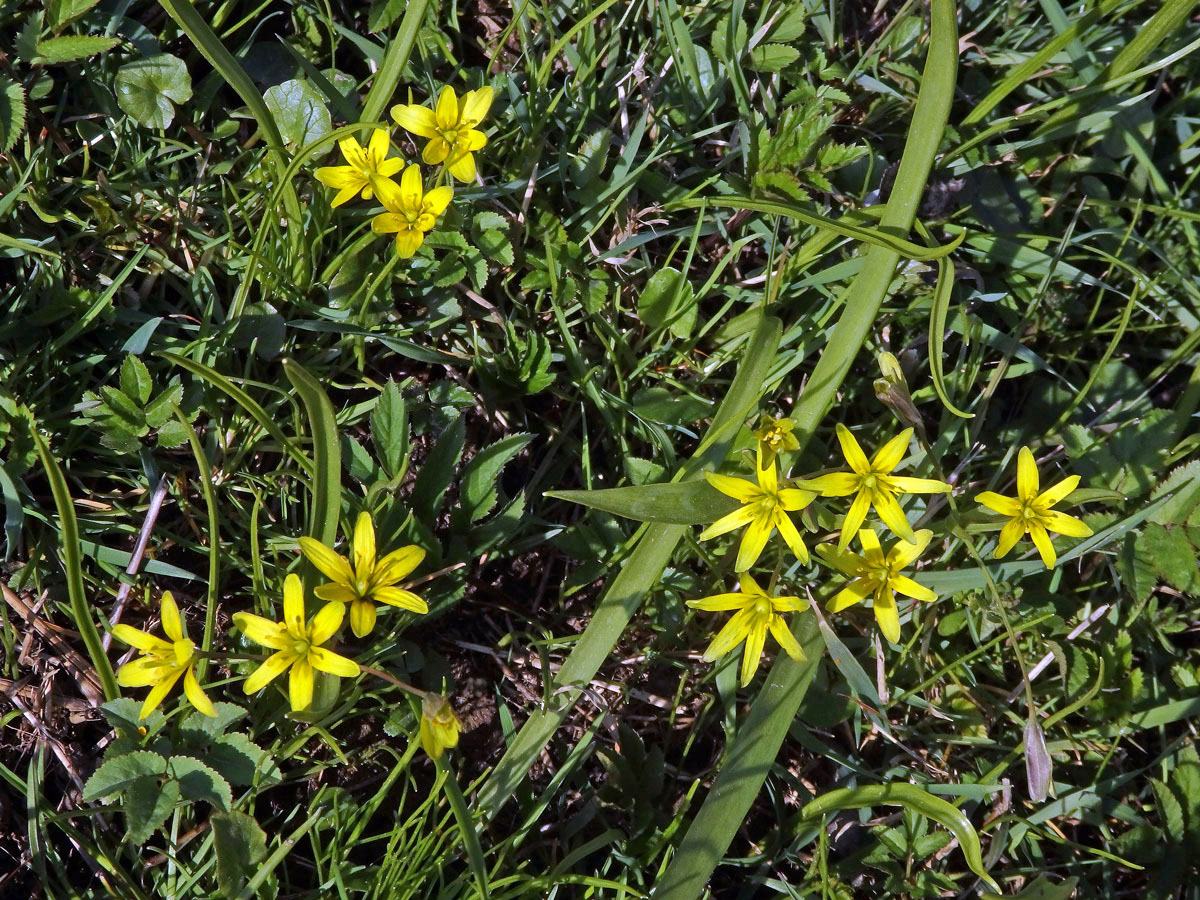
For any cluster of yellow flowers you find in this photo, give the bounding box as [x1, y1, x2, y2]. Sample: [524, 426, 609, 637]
[110, 512, 462, 759]
[314, 86, 492, 258]
[688, 418, 1093, 686]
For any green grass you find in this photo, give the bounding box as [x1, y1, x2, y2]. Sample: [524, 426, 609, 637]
[3, 0, 1200, 898]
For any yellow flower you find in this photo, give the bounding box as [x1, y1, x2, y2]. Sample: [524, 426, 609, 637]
[975, 446, 1093, 568]
[752, 415, 800, 466]
[233, 573, 360, 712]
[314, 128, 404, 207]
[419, 694, 462, 760]
[686, 573, 807, 686]
[700, 450, 816, 571]
[298, 511, 428, 638]
[817, 528, 937, 643]
[112, 591, 215, 720]
[796, 424, 951, 549]
[391, 85, 493, 182]
[370, 165, 454, 258]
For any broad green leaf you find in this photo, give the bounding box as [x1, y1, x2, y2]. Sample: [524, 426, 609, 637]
[83, 751, 166, 801]
[169, 756, 232, 811]
[144, 383, 183, 429]
[48, 0, 105, 29]
[462, 434, 534, 522]
[99, 386, 146, 429]
[115, 54, 193, 129]
[212, 811, 268, 898]
[801, 782, 999, 890]
[179, 702, 247, 741]
[1142, 523, 1200, 594]
[35, 35, 119, 64]
[124, 775, 178, 844]
[370, 380, 408, 479]
[155, 418, 190, 448]
[548, 481, 738, 525]
[207, 733, 274, 786]
[749, 43, 799, 72]
[1150, 460, 1200, 525]
[340, 434, 378, 484]
[0, 77, 26, 154]
[264, 79, 332, 149]
[637, 267, 696, 339]
[412, 415, 465, 523]
[119, 355, 153, 405]
[100, 698, 164, 738]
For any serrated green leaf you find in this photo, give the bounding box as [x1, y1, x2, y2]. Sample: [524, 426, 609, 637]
[83, 750, 167, 801]
[115, 54, 193, 129]
[548, 481, 739, 525]
[638, 267, 697, 338]
[711, 14, 747, 61]
[1151, 460, 1200, 526]
[474, 211, 507, 232]
[179, 702, 247, 742]
[1143, 524, 1200, 594]
[35, 35, 119, 64]
[749, 43, 800, 72]
[15, 14, 43, 62]
[0, 77, 27, 155]
[340, 433, 377, 483]
[144, 383, 183, 428]
[207, 733, 274, 786]
[48, 0, 105, 29]
[371, 380, 408, 479]
[100, 698, 164, 738]
[1153, 777, 1186, 843]
[155, 418, 190, 448]
[264, 79, 332, 149]
[124, 775, 178, 844]
[212, 811, 268, 898]
[477, 229, 514, 267]
[462, 433, 534, 522]
[412, 415, 465, 522]
[120, 355, 153, 404]
[770, 6, 808, 42]
[570, 127, 613, 187]
[99, 385, 146, 428]
[169, 756, 232, 811]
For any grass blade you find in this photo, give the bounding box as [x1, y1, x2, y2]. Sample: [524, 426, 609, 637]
[360, 0, 430, 125]
[282, 359, 342, 547]
[173, 407, 220, 681]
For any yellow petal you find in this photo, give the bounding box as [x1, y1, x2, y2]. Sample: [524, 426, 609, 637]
[794, 472, 859, 497]
[314, 583, 358, 604]
[687, 591, 751, 612]
[434, 85, 460, 130]
[459, 128, 488, 152]
[139, 668, 185, 719]
[350, 599, 376, 638]
[422, 136, 450, 165]
[377, 158, 404, 178]
[873, 490, 915, 543]
[703, 607, 754, 661]
[734, 512, 774, 571]
[775, 511, 810, 565]
[399, 164, 423, 212]
[391, 103, 438, 137]
[288, 659, 314, 711]
[828, 579, 873, 612]
[768, 615, 805, 662]
[704, 470, 761, 503]
[352, 511, 376, 579]
[308, 646, 360, 678]
[373, 586, 428, 613]
[395, 229, 424, 258]
[232, 612, 289, 650]
[857, 528, 883, 557]
[835, 424, 871, 475]
[372, 212, 407, 235]
[374, 175, 406, 214]
[1029, 524, 1057, 567]
[1042, 510, 1093, 538]
[888, 529, 933, 569]
[737, 572, 764, 596]
[888, 476, 952, 495]
[374, 545, 426, 585]
[892, 575, 937, 603]
[446, 150, 477, 183]
[871, 429, 913, 473]
[337, 136, 367, 169]
[815, 543, 865, 577]
[459, 86, 493, 125]
[118, 657, 173, 687]
[837, 490, 872, 549]
[314, 165, 365, 191]
[367, 128, 391, 168]
[1037, 474, 1081, 508]
[298, 537, 354, 584]
[778, 487, 815, 511]
[112, 624, 171, 654]
[422, 185, 455, 218]
[419, 715, 443, 758]
[756, 455, 778, 494]
[739, 618, 767, 686]
[308, 601, 346, 645]
[994, 517, 1025, 559]
[1016, 447, 1040, 501]
[184, 668, 216, 717]
[160, 591, 184, 642]
[243, 650, 295, 694]
[975, 491, 1021, 517]
[872, 590, 901, 643]
[697, 504, 757, 540]
[282, 573, 306, 636]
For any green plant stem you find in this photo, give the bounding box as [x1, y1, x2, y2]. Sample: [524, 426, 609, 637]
[436, 759, 491, 900]
[174, 407, 220, 681]
[360, 0, 430, 125]
[29, 421, 120, 701]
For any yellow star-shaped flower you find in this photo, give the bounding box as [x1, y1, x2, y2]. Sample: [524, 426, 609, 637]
[112, 591, 215, 720]
[370, 165, 454, 258]
[298, 511, 428, 638]
[233, 573, 360, 712]
[975, 446, 1093, 568]
[314, 128, 404, 207]
[391, 85, 493, 183]
[699, 450, 816, 571]
[419, 694, 463, 760]
[796, 424, 951, 549]
[817, 528, 937, 643]
[687, 573, 807, 687]
[752, 415, 800, 466]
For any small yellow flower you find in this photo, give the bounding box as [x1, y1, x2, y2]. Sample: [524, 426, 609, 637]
[975, 446, 1093, 568]
[700, 450, 816, 571]
[370, 165, 454, 258]
[112, 591, 215, 720]
[298, 511, 428, 638]
[687, 573, 807, 686]
[753, 415, 800, 466]
[817, 528, 937, 643]
[796, 424, 951, 549]
[233, 574, 360, 712]
[391, 85, 493, 182]
[419, 694, 462, 759]
[314, 128, 404, 207]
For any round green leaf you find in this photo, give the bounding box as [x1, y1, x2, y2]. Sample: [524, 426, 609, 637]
[264, 79, 332, 150]
[115, 54, 193, 129]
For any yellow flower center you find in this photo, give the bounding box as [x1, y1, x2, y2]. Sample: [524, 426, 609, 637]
[1018, 503, 1038, 523]
[291, 637, 312, 657]
[862, 473, 879, 491]
[752, 597, 773, 617]
[443, 128, 459, 143]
